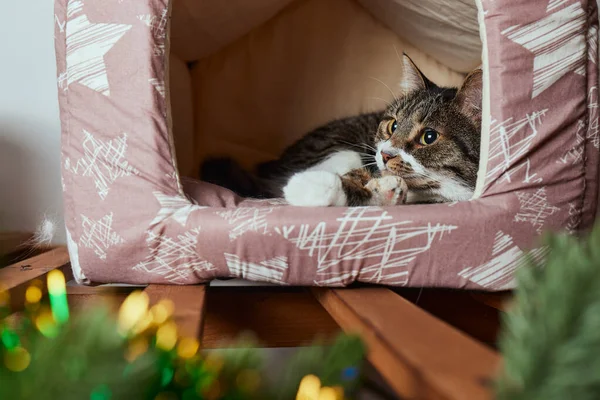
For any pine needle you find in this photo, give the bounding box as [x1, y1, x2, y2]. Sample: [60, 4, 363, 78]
[495, 226, 600, 400]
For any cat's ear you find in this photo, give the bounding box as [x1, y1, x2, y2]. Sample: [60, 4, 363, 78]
[454, 69, 483, 124]
[400, 53, 434, 93]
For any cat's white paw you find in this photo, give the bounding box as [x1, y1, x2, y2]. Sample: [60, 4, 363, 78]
[366, 175, 408, 206]
[284, 171, 346, 207]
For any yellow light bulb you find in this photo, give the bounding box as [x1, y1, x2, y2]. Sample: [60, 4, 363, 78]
[318, 387, 343, 400]
[150, 299, 175, 325]
[47, 270, 69, 324]
[0, 283, 9, 308]
[131, 311, 153, 335]
[35, 307, 59, 338]
[296, 374, 321, 400]
[4, 347, 31, 372]
[118, 291, 150, 335]
[47, 270, 66, 295]
[25, 286, 43, 304]
[331, 386, 344, 399]
[155, 321, 178, 351]
[176, 337, 199, 359]
[125, 336, 149, 362]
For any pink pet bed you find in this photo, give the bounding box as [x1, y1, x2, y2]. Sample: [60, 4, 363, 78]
[54, 0, 599, 289]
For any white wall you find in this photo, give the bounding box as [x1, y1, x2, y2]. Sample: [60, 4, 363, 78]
[0, 2, 65, 243]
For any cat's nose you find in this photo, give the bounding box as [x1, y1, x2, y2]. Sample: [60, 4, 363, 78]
[381, 151, 395, 164]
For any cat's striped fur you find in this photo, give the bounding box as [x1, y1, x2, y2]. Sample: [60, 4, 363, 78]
[201, 54, 482, 206]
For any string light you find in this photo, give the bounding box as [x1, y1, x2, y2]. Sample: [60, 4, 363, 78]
[90, 384, 112, 400]
[296, 375, 321, 400]
[3, 346, 31, 372]
[131, 310, 153, 336]
[150, 299, 174, 325]
[1, 277, 365, 399]
[47, 270, 69, 324]
[35, 306, 59, 338]
[125, 336, 149, 362]
[0, 283, 9, 319]
[156, 321, 178, 351]
[318, 387, 344, 400]
[0, 283, 8, 307]
[161, 367, 175, 387]
[295, 375, 344, 400]
[0, 329, 20, 350]
[25, 285, 42, 304]
[176, 337, 199, 359]
[118, 291, 149, 335]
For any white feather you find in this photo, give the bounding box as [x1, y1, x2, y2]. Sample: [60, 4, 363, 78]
[32, 216, 58, 247]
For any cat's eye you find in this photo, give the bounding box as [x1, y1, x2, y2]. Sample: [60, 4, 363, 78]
[387, 119, 397, 136]
[419, 128, 439, 145]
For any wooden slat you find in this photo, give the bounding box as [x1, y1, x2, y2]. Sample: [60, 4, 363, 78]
[67, 283, 143, 295]
[1, 247, 72, 312]
[313, 288, 500, 400]
[68, 293, 132, 312]
[396, 288, 501, 347]
[67, 284, 140, 312]
[143, 284, 207, 339]
[202, 287, 339, 348]
[470, 292, 512, 312]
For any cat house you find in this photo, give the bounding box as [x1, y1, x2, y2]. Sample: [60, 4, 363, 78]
[54, 0, 599, 289]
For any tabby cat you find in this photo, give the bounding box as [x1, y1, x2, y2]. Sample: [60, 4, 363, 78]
[201, 54, 483, 207]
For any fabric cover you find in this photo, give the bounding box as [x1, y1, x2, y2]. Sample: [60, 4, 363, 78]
[54, 0, 599, 289]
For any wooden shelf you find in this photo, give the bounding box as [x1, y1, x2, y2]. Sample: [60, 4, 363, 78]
[1, 248, 501, 399]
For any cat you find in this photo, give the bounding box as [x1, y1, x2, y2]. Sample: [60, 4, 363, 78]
[201, 54, 482, 207]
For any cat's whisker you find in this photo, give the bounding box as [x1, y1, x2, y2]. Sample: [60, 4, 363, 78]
[338, 140, 377, 154]
[393, 44, 403, 68]
[367, 96, 393, 108]
[342, 140, 377, 152]
[369, 77, 398, 103]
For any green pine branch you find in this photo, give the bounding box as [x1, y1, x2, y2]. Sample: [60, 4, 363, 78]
[496, 225, 600, 400]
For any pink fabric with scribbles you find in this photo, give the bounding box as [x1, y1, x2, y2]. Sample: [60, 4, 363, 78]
[54, 0, 599, 289]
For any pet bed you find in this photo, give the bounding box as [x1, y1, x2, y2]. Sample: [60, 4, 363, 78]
[54, 0, 599, 289]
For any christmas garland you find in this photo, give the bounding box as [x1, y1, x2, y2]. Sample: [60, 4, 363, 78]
[0, 275, 365, 400]
[2, 224, 600, 399]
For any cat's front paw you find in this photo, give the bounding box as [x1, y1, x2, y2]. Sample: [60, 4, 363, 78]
[283, 171, 346, 207]
[366, 175, 408, 206]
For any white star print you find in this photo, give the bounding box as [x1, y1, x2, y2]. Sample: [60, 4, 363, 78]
[66, 0, 132, 96]
[150, 192, 207, 227]
[503, 2, 587, 98]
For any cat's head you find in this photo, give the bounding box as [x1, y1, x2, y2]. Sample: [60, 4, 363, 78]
[374, 54, 482, 203]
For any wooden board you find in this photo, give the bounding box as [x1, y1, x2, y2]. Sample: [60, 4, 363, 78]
[202, 287, 339, 348]
[396, 288, 502, 348]
[313, 288, 500, 400]
[0, 247, 72, 311]
[144, 284, 207, 339]
[470, 292, 512, 312]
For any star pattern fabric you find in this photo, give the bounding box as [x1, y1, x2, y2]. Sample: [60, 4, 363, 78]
[65, 0, 132, 96]
[503, 1, 587, 98]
